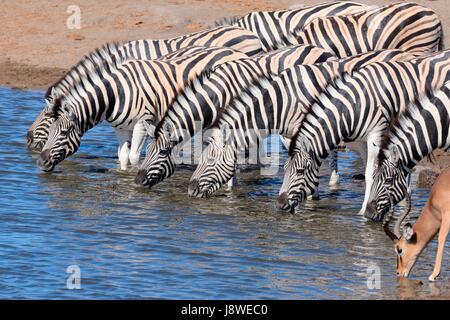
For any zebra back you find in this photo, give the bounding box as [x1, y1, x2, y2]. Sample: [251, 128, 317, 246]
[215, 1, 370, 51]
[296, 2, 443, 58]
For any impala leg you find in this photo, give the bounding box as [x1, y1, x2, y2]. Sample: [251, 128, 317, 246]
[429, 215, 450, 281]
[129, 121, 148, 167]
[115, 128, 132, 170]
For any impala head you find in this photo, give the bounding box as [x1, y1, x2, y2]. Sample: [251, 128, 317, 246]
[135, 122, 177, 188]
[278, 136, 319, 212]
[383, 197, 419, 278]
[188, 127, 236, 198]
[26, 87, 61, 152]
[365, 145, 410, 221]
[37, 109, 81, 172]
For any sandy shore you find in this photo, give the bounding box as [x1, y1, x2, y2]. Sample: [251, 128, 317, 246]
[1, 0, 449, 175]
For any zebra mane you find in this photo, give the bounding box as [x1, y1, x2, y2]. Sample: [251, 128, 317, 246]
[287, 71, 351, 156]
[210, 72, 277, 130]
[58, 42, 138, 109]
[155, 58, 263, 137]
[153, 62, 225, 138]
[213, 16, 242, 27]
[45, 41, 128, 99]
[377, 87, 440, 165]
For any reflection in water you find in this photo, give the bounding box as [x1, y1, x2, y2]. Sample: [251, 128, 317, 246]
[0, 87, 449, 299]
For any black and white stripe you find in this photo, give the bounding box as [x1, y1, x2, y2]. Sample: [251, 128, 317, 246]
[26, 25, 264, 153]
[36, 45, 249, 172]
[188, 49, 415, 198]
[279, 50, 450, 214]
[216, 1, 370, 51]
[135, 44, 337, 187]
[365, 81, 450, 221]
[295, 2, 444, 58]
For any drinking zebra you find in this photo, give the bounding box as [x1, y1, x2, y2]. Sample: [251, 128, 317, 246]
[135, 44, 338, 187]
[26, 25, 264, 153]
[187, 49, 415, 198]
[216, 1, 370, 51]
[294, 2, 443, 58]
[36, 45, 250, 171]
[278, 50, 450, 214]
[365, 81, 450, 222]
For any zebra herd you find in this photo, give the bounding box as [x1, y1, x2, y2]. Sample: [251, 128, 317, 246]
[27, 2, 450, 231]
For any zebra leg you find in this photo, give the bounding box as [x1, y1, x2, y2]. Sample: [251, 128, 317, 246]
[225, 176, 236, 191]
[129, 121, 148, 167]
[358, 138, 379, 215]
[329, 149, 340, 188]
[353, 141, 367, 179]
[115, 128, 132, 170]
[280, 137, 291, 150]
[307, 188, 320, 201]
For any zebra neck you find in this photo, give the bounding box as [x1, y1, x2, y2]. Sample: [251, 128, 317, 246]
[70, 76, 113, 134]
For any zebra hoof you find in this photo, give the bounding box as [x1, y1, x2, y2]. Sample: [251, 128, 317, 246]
[329, 173, 340, 187]
[307, 193, 320, 201]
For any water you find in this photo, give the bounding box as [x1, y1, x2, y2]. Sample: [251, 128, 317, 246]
[0, 87, 449, 299]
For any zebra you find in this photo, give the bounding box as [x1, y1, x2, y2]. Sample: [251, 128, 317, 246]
[187, 49, 415, 198]
[293, 2, 444, 58]
[278, 50, 450, 214]
[365, 81, 450, 222]
[35, 45, 250, 172]
[26, 24, 264, 153]
[134, 44, 337, 187]
[215, 1, 370, 51]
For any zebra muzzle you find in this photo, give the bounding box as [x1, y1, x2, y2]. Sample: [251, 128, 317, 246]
[135, 169, 149, 186]
[37, 149, 55, 172]
[188, 179, 199, 197]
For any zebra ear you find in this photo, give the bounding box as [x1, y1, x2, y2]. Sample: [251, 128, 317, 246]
[67, 110, 76, 121]
[298, 135, 311, 152]
[163, 123, 174, 139]
[219, 124, 232, 145]
[143, 120, 155, 138]
[50, 87, 58, 99]
[388, 145, 400, 163]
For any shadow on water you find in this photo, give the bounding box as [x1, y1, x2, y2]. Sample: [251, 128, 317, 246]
[0, 87, 449, 299]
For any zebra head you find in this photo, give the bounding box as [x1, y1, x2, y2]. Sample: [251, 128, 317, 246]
[365, 145, 410, 222]
[135, 122, 176, 188]
[26, 87, 61, 152]
[188, 127, 236, 198]
[37, 109, 82, 172]
[278, 136, 319, 212]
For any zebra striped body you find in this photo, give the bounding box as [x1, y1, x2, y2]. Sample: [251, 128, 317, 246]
[135, 44, 337, 187]
[36, 46, 249, 172]
[188, 49, 415, 198]
[278, 50, 450, 214]
[366, 81, 450, 221]
[295, 2, 443, 58]
[26, 25, 263, 153]
[217, 1, 370, 51]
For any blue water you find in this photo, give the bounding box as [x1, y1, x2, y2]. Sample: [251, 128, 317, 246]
[0, 87, 448, 299]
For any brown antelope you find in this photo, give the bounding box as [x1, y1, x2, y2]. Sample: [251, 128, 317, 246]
[384, 168, 450, 281]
